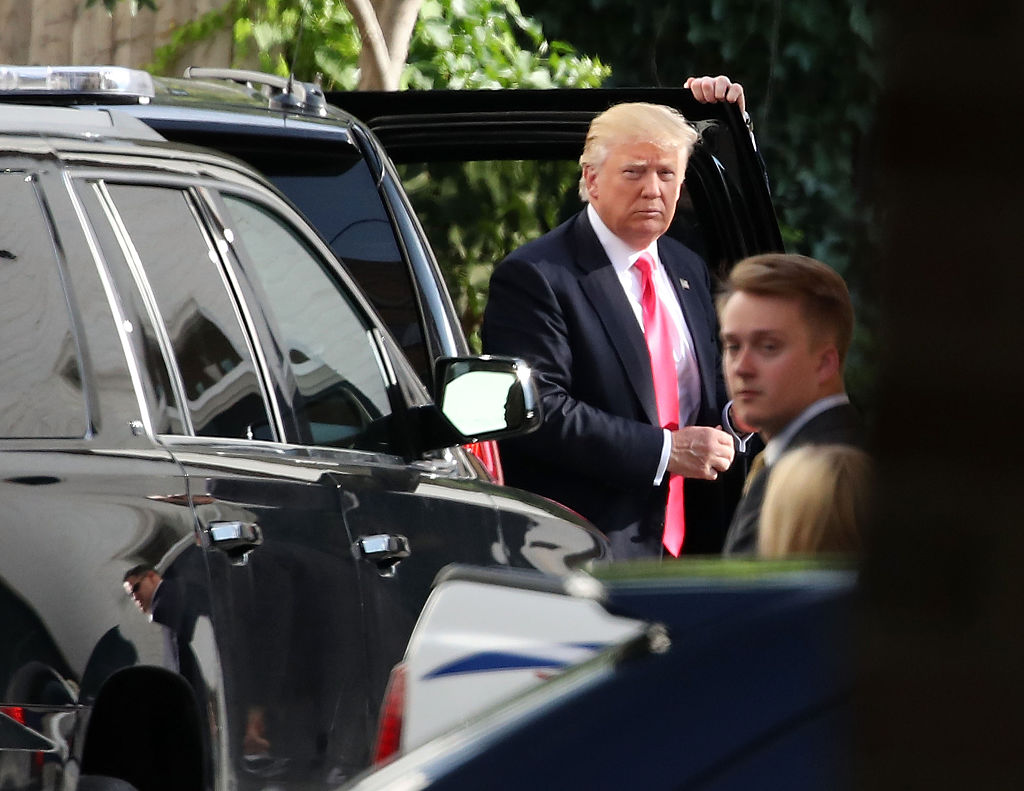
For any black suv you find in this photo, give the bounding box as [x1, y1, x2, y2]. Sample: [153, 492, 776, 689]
[0, 65, 781, 482]
[0, 66, 781, 380]
[0, 66, 782, 791]
[0, 104, 606, 791]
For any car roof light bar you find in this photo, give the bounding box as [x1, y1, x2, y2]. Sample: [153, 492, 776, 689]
[0, 65, 155, 100]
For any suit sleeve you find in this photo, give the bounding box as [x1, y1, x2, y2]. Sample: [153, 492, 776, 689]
[483, 255, 663, 491]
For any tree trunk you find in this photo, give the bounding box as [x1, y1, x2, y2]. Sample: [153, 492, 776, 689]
[347, 0, 423, 90]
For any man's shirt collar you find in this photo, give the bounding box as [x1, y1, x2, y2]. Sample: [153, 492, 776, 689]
[587, 204, 659, 273]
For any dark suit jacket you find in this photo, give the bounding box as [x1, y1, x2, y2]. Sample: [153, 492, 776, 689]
[722, 401, 866, 556]
[482, 210, 735, 557]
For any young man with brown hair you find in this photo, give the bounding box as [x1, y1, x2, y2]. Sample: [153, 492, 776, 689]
[718, 253, 867, 555]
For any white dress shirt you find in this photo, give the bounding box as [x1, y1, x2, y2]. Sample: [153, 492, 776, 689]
[587, 204, 702, 485]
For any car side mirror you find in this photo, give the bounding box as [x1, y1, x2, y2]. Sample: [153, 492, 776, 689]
[408, 356, 541, 456]
[436, 356, 540, 439]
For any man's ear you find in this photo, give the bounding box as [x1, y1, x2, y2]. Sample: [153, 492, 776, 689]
[583, 164, 598, 200]
[816, 345, 841, 383]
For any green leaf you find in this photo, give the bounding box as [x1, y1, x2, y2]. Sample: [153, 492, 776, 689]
[421, 19, 454, 48]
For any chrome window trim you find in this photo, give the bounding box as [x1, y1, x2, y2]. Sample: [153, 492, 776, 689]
[193, 184, 288, 442]
[90, 178, 195, 437]
[64, 169, 154, 437]
[91, 177, 278, 442]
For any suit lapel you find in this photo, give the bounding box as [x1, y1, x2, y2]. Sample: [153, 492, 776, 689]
[571, 214, 660, 426]
[660, 241, 716, 419]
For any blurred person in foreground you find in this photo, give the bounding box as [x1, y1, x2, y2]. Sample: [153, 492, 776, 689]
[483, 77, 749, 559]
[719, 253, 868, 556]
[757, 443, 873, 558]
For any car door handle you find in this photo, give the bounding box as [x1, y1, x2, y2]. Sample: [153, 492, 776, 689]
[208, 520, 263, 566]
[355, 534, 410, 577]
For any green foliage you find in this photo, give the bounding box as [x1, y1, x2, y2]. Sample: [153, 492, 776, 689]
[161, 0, 608, 93]
[149, 1, 244, 75]
[400, 159, 581, 348]
[403, 0, 608, 90]
[228, 0, 362, 86]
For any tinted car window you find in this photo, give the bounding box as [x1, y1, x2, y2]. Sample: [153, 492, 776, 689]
[77, 180, 186, 434]
[221, 193, 395, 452]
[104, 183, 271, 440]
[0, 171, 87, 438]
[217, 145, 433, 383]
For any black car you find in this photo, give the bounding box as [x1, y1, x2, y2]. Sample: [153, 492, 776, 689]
[0, 65, 781, 485]
[0, 66, 783, 791]
[0, 65, 781, 384]
[344, 562, 856, 791]
[0, 104, 606, 791]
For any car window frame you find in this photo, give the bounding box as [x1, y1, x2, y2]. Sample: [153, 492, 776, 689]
[213, 189, 401, 453]
[61, 147, 461, 464]
[199, 178, 435, 460]
[0, 166, 93, 440]
[71, 166, 282, 446]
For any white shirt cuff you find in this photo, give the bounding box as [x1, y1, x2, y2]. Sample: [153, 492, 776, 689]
[653, 428, 672, 485]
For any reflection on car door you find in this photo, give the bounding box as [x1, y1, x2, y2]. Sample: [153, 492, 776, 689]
[89, 179, 373, 784]
[213, 191, 510, 718]
[0, 170, 205, 781]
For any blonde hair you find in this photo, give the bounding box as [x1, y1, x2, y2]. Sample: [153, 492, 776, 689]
[758, 444, 872, 558]
[578, 102, 698, 201]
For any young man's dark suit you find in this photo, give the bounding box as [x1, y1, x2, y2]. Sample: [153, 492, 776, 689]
[723, 401, 865, 556]
[482, 209, 737, 558]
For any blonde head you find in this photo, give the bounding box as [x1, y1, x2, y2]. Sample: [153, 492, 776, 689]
[578, 102, 698, 201]
[758, 444, 873, 559]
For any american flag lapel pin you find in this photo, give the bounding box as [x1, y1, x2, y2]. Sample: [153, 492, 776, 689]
[680, 278, 690, 290]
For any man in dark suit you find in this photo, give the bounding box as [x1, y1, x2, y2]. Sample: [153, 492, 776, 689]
[483, 80, 747, 559]
[718, 253, 866, 555]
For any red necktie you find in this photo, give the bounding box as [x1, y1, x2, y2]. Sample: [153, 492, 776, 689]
[634, 253, 685, 556]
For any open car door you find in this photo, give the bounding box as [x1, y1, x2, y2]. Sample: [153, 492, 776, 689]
[325, 86, 783, 285]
